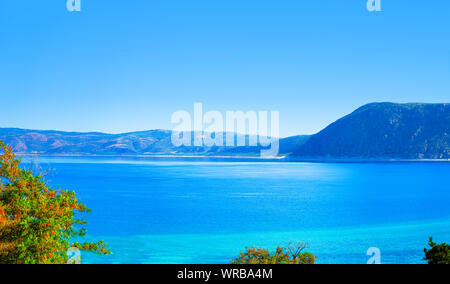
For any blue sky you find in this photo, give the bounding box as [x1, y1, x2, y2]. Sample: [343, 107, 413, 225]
[0, 0, 449, 137]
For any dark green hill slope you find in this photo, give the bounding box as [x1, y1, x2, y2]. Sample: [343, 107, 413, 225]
[293, 103, 450, 159]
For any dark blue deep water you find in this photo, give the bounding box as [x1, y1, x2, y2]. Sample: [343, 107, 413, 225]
[26, 157, 450, 264]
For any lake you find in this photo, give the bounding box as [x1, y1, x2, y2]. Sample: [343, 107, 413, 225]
[25, 157, 450, 264]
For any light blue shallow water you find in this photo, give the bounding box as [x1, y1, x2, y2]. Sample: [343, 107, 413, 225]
[25, 157, 450, 264]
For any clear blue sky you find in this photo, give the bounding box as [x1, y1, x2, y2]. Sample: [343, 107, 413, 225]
[1, 0, 449, 137]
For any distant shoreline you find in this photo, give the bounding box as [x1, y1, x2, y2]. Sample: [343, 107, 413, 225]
[285, 157, 450, 163]
[17, 153, 287, 160]
[17, 153, 450, 163]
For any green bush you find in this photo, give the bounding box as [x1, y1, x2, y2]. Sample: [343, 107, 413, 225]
[231, 241, 316, 264]
[424, 237, 450, 264]
[0, 141, 110, 264]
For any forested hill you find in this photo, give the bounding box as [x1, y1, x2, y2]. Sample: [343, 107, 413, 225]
[293, 103, 450, 159]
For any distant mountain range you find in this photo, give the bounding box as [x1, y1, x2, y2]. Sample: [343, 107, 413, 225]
[1, 103, 449, 160]
[0, 128, 308, 157]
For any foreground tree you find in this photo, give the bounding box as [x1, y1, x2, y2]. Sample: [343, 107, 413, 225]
[424, 237, 450, 264]
[0, 141, 110, 264]
[231, 241, 316, 264]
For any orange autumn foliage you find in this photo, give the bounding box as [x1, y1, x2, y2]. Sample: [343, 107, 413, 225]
[0, 140, 110, 264]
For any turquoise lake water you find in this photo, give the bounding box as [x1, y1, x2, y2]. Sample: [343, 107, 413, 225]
[26, 157, 450, 264]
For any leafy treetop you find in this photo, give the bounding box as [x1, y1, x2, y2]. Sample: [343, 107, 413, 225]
[0, 141, 110, 264]
[231, 241, 316, 264]
[424, 237, 450, 265]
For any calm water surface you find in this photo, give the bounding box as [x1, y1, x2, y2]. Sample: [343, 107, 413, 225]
[25, 157, 450, 264]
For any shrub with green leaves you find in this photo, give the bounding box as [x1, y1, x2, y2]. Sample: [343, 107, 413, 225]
[0, 141, 110, 264]
[231, 241, 316, 264]
[424, 237, 450, 264]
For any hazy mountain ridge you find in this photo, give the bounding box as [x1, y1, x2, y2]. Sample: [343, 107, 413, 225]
[0, 128, 305, 156]
[293, 103, 450, 159]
